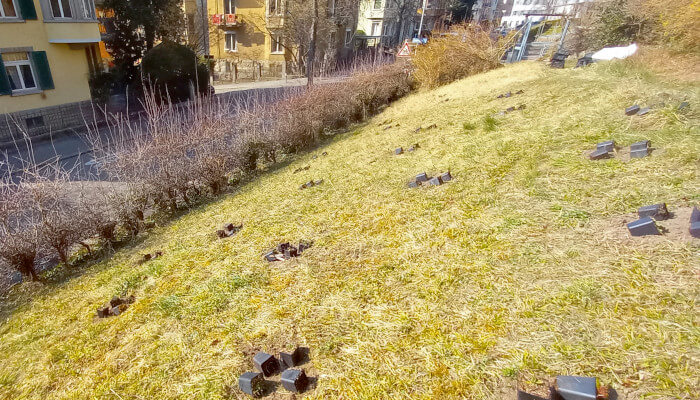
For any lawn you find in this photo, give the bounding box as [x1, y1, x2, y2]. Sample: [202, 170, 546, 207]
[0, 58, 698, 400]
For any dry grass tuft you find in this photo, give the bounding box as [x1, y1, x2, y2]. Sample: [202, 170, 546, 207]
[412, 24, 510, 89]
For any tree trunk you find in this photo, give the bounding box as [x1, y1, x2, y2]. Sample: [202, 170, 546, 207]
[79, 241, 92, 255]
[57, 247, 69, 266]
[394, 16, 403, 46]
[306, 0, 318, 87]
[145, 25, 156, 51]
[28, 266, 40, 282]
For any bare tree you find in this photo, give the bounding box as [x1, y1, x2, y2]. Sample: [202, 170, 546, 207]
[385, 0, 422, 46]
[307, 0, 319, 85]
[248, 0, 359, 78]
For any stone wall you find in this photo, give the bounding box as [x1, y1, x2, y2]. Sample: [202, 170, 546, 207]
[0, 100, 106, 143]
[212, 59, 286, 83]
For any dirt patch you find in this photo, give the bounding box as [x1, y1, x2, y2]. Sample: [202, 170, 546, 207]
[615, 146, 664, 162]
[595, 206, 699, 244]
[582, 146, 664, 162]
[226, 346, 318, 398]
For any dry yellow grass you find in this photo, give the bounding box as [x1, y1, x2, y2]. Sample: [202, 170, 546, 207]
[0, 58, 698, 399]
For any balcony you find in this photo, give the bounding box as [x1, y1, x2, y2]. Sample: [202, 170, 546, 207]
[45, 21, 101, 44]
[365, 8, 387, 19]
[212, 14, 241, 28]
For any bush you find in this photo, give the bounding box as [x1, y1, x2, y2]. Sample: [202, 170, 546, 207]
[0, 184, 41, 281]
[0, 61, 413, 285]
[89, 71, 115, 105]
[141, 41, 209, 103]
[412, 24, 509, 89]
[571, 0, 700, 54]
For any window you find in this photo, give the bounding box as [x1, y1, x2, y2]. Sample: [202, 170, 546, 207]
[327, 0, 335, 16]
[3, 52, 37, 92]
[81, 0, 95, 19]
[382, 22, 393, 36]
[50, 0, 72, 18]
[25, 116, 45, 129]
[269, 0, 281, 15]
[223, 0, 235, 14]
[371, 21, 380, 36]
[373, 0, 381, 9]
[344, 28, 352, 46]
[0, 0, 17, 18]
[270, 34, 283, 54]
[225, 32, 237, 52]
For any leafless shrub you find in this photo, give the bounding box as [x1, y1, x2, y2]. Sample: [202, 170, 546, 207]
[412, 24, 510, 88]
[1, 62, 412, 286]
[0, 179, 41, 281]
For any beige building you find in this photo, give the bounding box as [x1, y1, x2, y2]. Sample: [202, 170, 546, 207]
[0, 0, 101, 141]
[356, 0, 448, 48]
[184, 0, 358, 82]
[182, 0, 289, 81]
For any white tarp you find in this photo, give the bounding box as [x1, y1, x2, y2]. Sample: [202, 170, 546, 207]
[591, 43, 638, 61]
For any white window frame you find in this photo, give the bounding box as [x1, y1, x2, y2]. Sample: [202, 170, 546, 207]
[344, 28, 352, 46]
[81, 0, 95, 19]
[269, 0, 281, 15]
[50, 0, 73, 19]
[4, 53, 39, 94]
[224, 31, 237, 52]
[270, 33, 283, 54]
[0, 0, 18, 18]
[370, 21, 381, 36]
[372, 0, 382, 10]
[223, 0, 235, 14]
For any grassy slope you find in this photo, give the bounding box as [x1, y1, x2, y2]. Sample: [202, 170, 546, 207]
[1, 60, 698, 400]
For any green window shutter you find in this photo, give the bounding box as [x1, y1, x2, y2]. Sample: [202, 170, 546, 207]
[0, 56, 11, 96]
[30, 51, 54, 90]
[16, 0, 38, 20]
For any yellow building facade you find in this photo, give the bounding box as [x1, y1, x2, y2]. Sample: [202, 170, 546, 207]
[0, 0, 101, 140]
[184, 0, 289, 81]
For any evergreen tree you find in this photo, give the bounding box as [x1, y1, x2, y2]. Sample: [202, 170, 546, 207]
[103, 0, 186, 83]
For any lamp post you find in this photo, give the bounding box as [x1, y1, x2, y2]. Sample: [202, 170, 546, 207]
[417, 0, 427, 39]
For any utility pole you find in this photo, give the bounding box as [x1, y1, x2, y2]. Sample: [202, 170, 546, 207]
[307, 0, 318, 86]
[417, 0, 427, 39]
[199, 0, 212, 84]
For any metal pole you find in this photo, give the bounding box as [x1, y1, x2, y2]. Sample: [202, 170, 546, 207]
[417, 0, 427, 39]
[559, 18, 570, 50]
[517, 19, 531, 62]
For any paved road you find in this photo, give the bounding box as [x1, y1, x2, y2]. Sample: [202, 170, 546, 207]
[0, 77, 346, 180]
[214, 76, 342, 93]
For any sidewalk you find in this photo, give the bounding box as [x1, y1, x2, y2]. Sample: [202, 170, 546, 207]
[213, 76, 346, 94]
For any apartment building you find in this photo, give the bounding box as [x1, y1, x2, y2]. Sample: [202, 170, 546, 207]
[205, 0, 288, 80]
[472, 0, 502, 23]
[0, 0, 102, 141]
[474, 0, 593, 28]
[183, 0, 356, 81]
[356, 0, 447, 48]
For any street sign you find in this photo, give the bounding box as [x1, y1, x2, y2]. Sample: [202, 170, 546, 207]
[397, 42, 411, 57]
